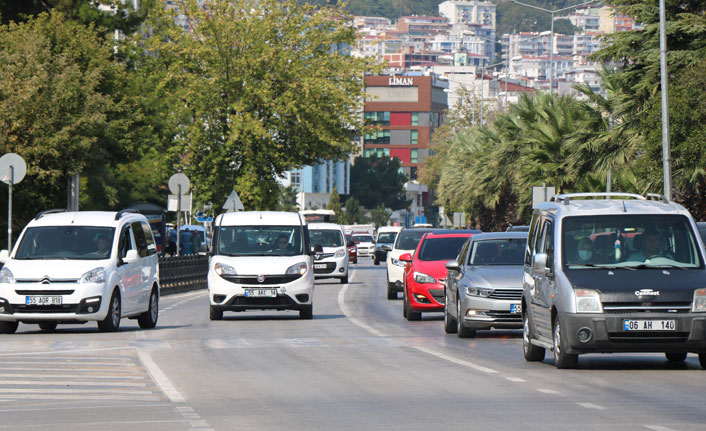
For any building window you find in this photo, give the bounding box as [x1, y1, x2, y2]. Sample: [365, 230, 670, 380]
[290, 171, 301, 188]
[364, 129, 390, 145]
[410, 149, 418, 163]
[364, 111, 390, 126]
[364, 148, 390, 158]
[411, 112, 419, 126]
[410, 167, 418, 180]
[411, 130, 418, 146]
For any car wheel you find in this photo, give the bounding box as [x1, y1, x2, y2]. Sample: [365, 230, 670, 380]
[456, 296, 476, 338]
[209, 306, 223, 321]
[699, 352, 706, 369]
[402, 290, 408, 318]
[138, 288, 159, 329]
[340, 273, 349, 284]
[665, 352, 687, 362]
[374, 257, 379, 265]
[0, 321, 18, 334]
[523, 312, 545, 361]
[443, 290, 457, 334]
[38, 322, 57, 331]
[300, 304, 313, 320]
[553, 317, 578, 369]
[98, 292, 121, 333]
[387, 281, 397, 300]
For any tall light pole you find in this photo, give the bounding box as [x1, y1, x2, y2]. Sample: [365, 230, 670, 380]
[511, 0, 596, 92]
[659, 0, 671, 200]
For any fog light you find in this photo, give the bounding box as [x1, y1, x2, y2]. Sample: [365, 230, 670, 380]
[87, 306, 94, 313]
[466, 309, 478, 316]
[577, 327, 592, 343]
[414, 294, 431, 304]
[213, 294, 226, 303]
[339, 268, 344, 273]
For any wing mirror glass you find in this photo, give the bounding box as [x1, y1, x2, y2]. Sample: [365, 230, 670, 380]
[123, 249, 140, 264]
[532, 253, 548, 275]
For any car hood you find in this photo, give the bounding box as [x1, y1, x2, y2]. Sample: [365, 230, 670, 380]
[412, 259, 450, 280]
[211, 255, 310, 275]
[564, 268, 703, 303]
[4, 259, 112, 280]
[467, 265, 524, 289]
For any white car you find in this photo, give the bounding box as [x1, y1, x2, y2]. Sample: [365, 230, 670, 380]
[385, 228, 435, 299]
[308, 223, 348, 284]
[352, 233, 375, 258]
[0, 210, 160, 333]
[208, 211, 315, 320]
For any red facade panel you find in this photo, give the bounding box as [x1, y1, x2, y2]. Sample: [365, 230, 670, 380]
[390, 148, 410, 163]
[390, 112, 411, 126]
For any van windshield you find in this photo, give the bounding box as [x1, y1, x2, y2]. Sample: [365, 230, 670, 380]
[216, 225, 303, 256]
[377, 232, 398, 243]
[562, 215, 702, 269]
[14, 226, 116, 260]
[310, 229, 344, 247]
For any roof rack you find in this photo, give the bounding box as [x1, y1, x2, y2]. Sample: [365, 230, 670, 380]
[115, 209, 139, 220]
[551, 193, 646, 205]
[35, 209, 67, 220]
[645, 193, 670, 203]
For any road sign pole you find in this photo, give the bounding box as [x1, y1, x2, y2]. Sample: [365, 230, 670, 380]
[7, 166, 13, 251]
[177, 184, 182, 257]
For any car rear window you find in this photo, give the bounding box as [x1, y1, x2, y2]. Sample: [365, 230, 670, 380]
[418, 237, 468, 261]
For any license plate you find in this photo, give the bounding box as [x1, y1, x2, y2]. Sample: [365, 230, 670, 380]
[25, 296, 62, 306]
[623, 319, 676, 331]
[244, 289, 277, 298]
[510, 304, 521, 314]
[314, 264, 327, 269]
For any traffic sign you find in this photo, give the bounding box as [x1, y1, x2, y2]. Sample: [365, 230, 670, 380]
[168, 173, 190, 195]
[223, 190, 244, 212]
[0, 153, 26, 185]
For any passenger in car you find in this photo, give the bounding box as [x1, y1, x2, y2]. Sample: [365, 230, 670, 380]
[576, 238, 594, 264]
[628, 229, 673, 261]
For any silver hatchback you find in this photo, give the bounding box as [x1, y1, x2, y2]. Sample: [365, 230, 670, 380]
[444, 232, 528, 338]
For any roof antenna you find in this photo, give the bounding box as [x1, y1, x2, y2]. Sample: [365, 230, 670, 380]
[622, 200, 627, 213]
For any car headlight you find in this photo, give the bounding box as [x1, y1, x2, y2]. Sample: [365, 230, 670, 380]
[575, 289, 602, 313]
[413, 271, 436, 284]
[214, 262, 237, 276]
[466, 286, 493, 297]
[693, 288, 706, 312]
[391, 258, 405, 267]
[286, 262, 308, 275]
[335, 249, 346, 258]
[0, 268, 14, 284]
[79, 267, 106, 284]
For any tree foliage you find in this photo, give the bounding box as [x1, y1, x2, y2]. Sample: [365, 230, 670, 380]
[370, 203, 392, 229]
[327, 186, 343, 218]
[341, 196, 368, 225]
[350, 156, 409, 210]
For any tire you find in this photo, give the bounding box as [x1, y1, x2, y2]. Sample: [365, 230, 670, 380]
[456, 296, 476, 338]
[0, 321, 18, 334]
[340, 274, 348, 284]
[98, 292, 121, 333]
[699, 352, 706, 369]
[209, 306, 223, 321]
[553, 317, 578, 369]
[402, 291, 408, 318]
[138, 288, 159, 329]
[523, 312, 545, 361]
[374, 257, 380, 265]
[300, 305, 313, 319]
[405, 291, 421, 321]
[387, 281, 397, 300]
[443, 290, 457, 334]
[38, 322, 57, 331]
[353, 258, 357, 264]
[665, 352, 687, 362]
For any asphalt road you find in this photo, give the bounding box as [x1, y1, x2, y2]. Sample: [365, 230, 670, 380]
[1, 260, 705, 430]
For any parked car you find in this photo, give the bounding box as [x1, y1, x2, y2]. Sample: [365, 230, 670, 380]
[346, 234, 357, 264]
[400, 231, 476, 321]
[308, 223, 348, 284]
[374, 226, 402, 265]
[444, 232, 528, 337]
[0, 209, 160, 333]
[523, 193, 706, 369]
[208, 211, 316, 320]
[352, 233, 375, 258]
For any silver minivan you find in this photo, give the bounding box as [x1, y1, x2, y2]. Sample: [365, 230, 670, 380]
[522, 193, 706, 369]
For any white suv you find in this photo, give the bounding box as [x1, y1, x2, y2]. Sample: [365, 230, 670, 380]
[0, 210, 160, 333]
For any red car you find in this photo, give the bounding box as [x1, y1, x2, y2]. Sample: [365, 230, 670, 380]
[400, 231, 476, 321]
[346, 234, 357, 264]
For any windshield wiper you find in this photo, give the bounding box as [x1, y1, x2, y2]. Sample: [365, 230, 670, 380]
[568, 264, 633, 270]
[627, 263, 687, 270]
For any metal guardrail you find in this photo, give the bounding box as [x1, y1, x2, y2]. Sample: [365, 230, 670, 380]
[159, 254, 209, 291]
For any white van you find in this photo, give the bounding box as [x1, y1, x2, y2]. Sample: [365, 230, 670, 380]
[0, 210, 160, 333]
[308, 223, 349, 284]
[208, 211, 316, 319]
[374, 226, 402, 265]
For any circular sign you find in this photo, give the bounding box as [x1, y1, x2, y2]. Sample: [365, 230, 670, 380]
[168, 173, 190, 195]
[0, 153, 27, 185]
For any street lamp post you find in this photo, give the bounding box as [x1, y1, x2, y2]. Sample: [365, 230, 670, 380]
[659, 0, 671, 200]
[511, 0, 596, 92]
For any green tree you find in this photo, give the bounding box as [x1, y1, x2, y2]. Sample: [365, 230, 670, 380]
[327, 186, 343, 219]
[370, 203, 392, 229]
[342, 196, 368, 225]
[275, 185, 299, 212]
[143, 0, 376, 212]
[350, 157, 409, 210]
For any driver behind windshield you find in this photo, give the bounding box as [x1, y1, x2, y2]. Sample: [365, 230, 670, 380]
[628, 229, 673, 262]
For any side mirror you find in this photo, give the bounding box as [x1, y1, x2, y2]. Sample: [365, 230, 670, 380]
[445, 260, 460, 272]
[399, 253, 413, 262]
[382, 245, 392, 252]
[123, 249, 140, 264]
[532, 253, 548, 275]
[0, 250, 9, 264]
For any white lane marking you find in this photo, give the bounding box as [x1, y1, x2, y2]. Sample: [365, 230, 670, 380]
[0, 360, 135, 366]
[0, 419, 184, 428]
[0, 388, 154, 395]
[0, 367, 138, 373]
[162, 290, 206, 301]
[577, 402, 605, 410]
[136, 349, 186, 403]
[505, 376, 526, 382]
[162, 290, 206, 312]
[0, 380, 147, 387]
[537, 388, 561, 394]
[0, 403, 173, 413]
[645, 426, 676, 431]
[0, 347, 129, 357]
[0, 394, 159, 401]
[339, 269, 499, 375]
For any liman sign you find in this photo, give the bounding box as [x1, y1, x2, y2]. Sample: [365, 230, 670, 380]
[388, 77, 414, 86]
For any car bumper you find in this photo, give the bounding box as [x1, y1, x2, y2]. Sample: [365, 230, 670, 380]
[408, 282, 445, 312]
[208, 270, 314, 311]
[313, 256, 348, 279]
[460, 296, 523, 330]
[560, 311, 706, 354]
[357, 247, 374, 257]
[0, 283, 111, 322]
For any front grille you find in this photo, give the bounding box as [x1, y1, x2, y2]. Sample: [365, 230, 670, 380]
[314, 253, 334, 261]
[602, 303, 692, 314]
[231, 296, 296, 307]
[223, 274, 302, 285]
[314, 263, 336, 274]
[429, 289, 445, 305]
[488, 289, 522, 300]
[15, 279, 78, 283]
[485, 311, 522, 320]
[15, 290, 75, 296]
[608, 332, 689, 343]
[14, 304, 79, 314]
